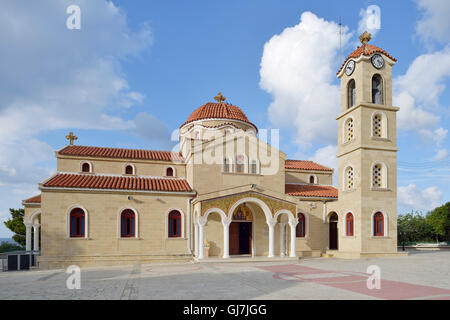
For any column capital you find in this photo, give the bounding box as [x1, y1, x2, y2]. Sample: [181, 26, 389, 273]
[222, 218, 232, 227]
[266, 219, 277, 227]
[198, 217, 207, 226]
[24, 222, 32, 228]
[33, 223, 41, 228]
[289, 219, 299, 227]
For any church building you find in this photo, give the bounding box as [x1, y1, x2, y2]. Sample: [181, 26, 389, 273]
[22, 33, 405, 268]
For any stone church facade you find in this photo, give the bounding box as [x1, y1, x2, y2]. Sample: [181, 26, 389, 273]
[22, 33, 405, 269]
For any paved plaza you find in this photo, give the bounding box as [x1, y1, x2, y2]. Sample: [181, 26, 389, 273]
[0, 251, 449, 300]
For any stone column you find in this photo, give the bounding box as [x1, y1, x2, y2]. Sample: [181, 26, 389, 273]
[194, 222, 199, 257]
[267, 220, 276, 258]
[289, 219, 298, 258]
[25, 222, 32, 252]
[33, 223, 40, 251]
[198, 219, 206, 259]
[322, 201, 327, 223]
[222, 219, 231, 259]
[279, 222, 286, 257]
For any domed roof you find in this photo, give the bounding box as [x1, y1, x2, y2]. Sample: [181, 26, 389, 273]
[180, 94, 257, 129]
[337, 31, 397, 76]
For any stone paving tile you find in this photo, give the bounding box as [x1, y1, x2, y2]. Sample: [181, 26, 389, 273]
[0, 251, 448, 300]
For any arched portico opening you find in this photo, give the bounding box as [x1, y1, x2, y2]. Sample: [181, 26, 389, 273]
[229, 204, 253, 256]
[25, 210, 41, 252]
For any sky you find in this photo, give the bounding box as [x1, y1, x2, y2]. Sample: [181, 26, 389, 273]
[0, 0, 449, 237]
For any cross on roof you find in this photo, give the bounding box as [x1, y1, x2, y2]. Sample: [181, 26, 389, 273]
[65, 132, 78, 145]
[214, 92, 226, 103]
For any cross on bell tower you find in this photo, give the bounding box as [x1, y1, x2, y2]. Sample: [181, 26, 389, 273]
[65, 132, 78, 145]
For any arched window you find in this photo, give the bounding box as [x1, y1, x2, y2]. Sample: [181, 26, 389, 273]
[81, 162, 91, 173]
[372, 112, 387, 138]
[120, 209, 135, 238]
[346, 166, 354, 190]
[223, 158, 230, 173]
[166, 167, 174, 177]
[372, 163, 387, 188]
[250, 160, 257, 174]
[125, 165, 134, 175]
[309, 175, 314, 184]
[70, 208, 85, 238]
[373, 212, 384, 236]
[372, 74, 383, 104]
[296, 213, 306, 237]
[348, 79, 356, 108]
[168, 210, 182, 238]
[373, 113, 382, 137]
[346, 212, 354, 236]
[345, 118, 354, 142]
[236, 155, 245, 173]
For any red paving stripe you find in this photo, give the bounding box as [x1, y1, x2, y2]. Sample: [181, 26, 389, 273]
[326, 279, 450, 300]
[258, 264, 450, 300]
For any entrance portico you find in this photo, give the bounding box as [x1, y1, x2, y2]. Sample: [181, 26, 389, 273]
[193, 189, 298, 260]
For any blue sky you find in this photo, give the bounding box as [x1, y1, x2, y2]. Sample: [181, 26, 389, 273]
[0, 0, 449, 237]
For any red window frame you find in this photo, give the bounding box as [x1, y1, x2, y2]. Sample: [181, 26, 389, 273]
[81, 162, 90, 172]
[373, 212, 384, 236]
[168, 210, 181, 238]
[70, 208, 85, 238]
[121, 209, 135, 238]
[166, 167, 174, 176]
[296, 213, 306, 237]
[125, 165, 134, 175]
[346, 212, 354, 236]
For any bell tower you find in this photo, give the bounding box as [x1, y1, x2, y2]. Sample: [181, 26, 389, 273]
[334, 31, 400, 257]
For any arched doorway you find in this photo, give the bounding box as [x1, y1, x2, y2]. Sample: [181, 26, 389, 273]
[229, 204, 252, 255]
[328, 212, 338, 250]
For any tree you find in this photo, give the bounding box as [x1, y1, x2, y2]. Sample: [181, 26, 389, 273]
[0, 241, 23, 253]
[398, 211, 434, 243]
[426, 202, 450, 242]
[3, 208, 26, 246]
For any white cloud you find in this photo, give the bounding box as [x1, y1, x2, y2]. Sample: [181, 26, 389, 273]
[0, 0, 157, 236]
[260, 12, 352, 149]
[308, 145, 337, 185]
[309, 145, 337, 171]
[432, 149, 448, 161]
[357, 5, 381, 39]
[419, 127, 448, 146]
[416, 0, 450, 47]
[398, 184, 443, 212]
[394, 47, 450, 131]
[133, 112, 174, 149]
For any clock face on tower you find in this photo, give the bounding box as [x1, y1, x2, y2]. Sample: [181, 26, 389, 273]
[371, 54, 384, 69]
[345, 60, 355, 76]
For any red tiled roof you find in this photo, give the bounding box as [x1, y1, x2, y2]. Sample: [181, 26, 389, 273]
[337, 44, 397, 75]
[22, 194, 41, 204]
[42, 174, 193, 193]
[285, 184, 338, 198]
[285, 160, 333, 172]
[181, 102, 257, 129]
[58, 145, 184, 162]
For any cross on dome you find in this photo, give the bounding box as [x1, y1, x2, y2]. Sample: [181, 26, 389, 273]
[214, 92, 226, 103]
